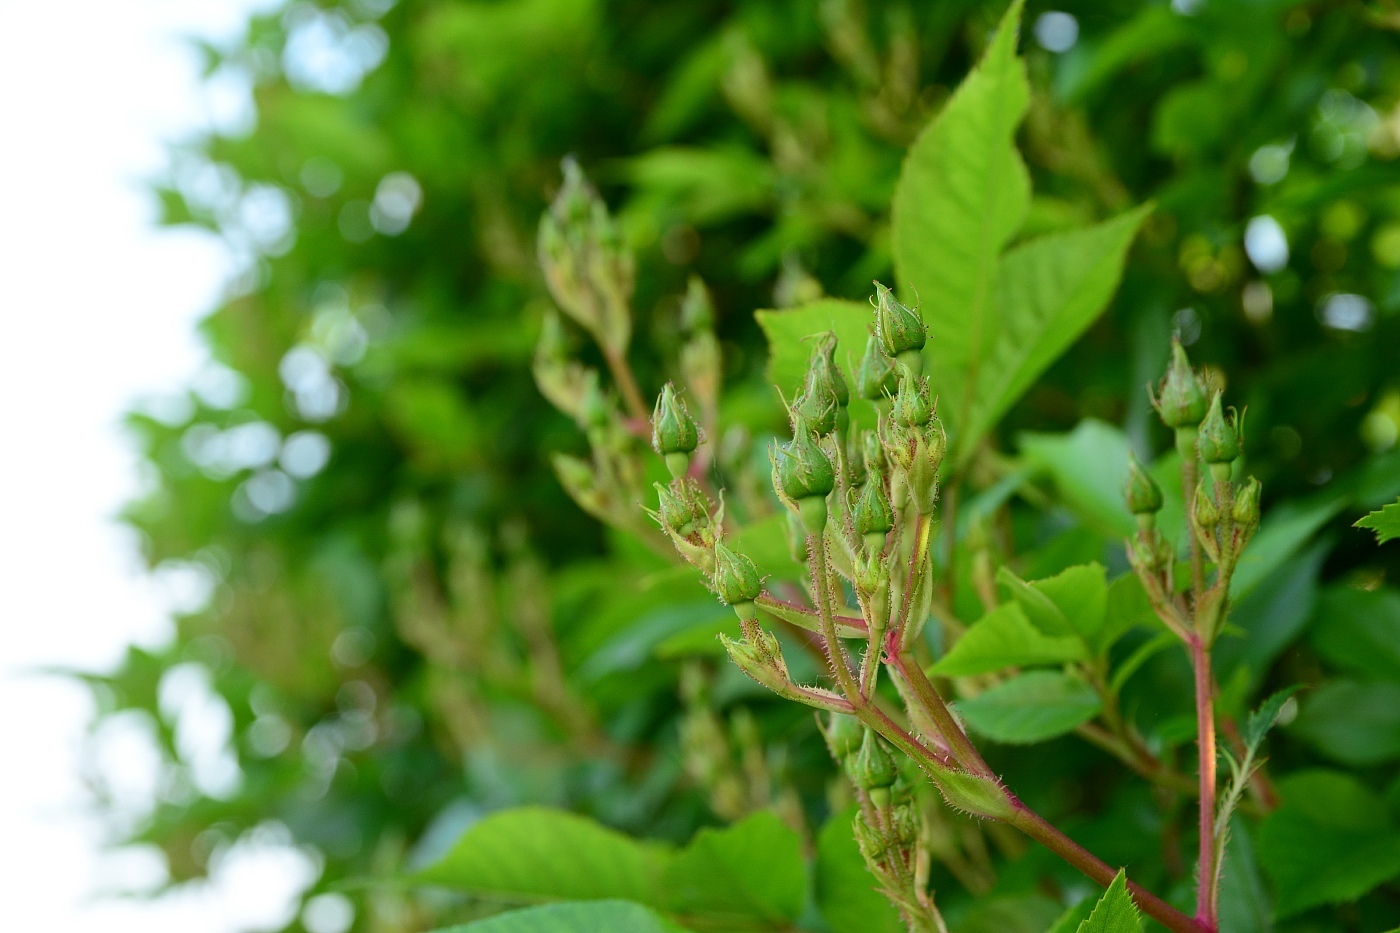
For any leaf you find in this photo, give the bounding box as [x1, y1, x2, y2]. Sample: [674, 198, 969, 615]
[416, 808, 669, 905]
[1289, 680, 1400, 766]
[996, 563, 1107, 646]
[1257, 770, 1400, 917]
[932, 603, 1085, 676]
[1045, 899, 1096, 933]
[1308, 585, 1400, 682]
[955, 671, 1102, 744]
[891, 1, 1029, 462]
[1019, 420, 1135, 538]
[658, 811, 806, 924]
[1216, 817, 1273, 933]
[815, 806, 904, 933]
[434, 901, 692, 933]
[1076, 870, 1141, 933]
[965, 206, 1151, 452]
[755, 298, 877, 429]
[1102, 573, 1157, 653]
[996, 566, 1072, 637]
[1243, 686, 1300, 752]
[1230, 494, 1345, 600]
[955, 894, 1063, 933]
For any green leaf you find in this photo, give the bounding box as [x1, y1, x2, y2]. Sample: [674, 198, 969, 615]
[434, 901, 692, 933]
[1019, 421, 1135, 538]
[890, 0, 1146, 464]
[1257, 770, 1400, 917]
[815, 807, 904, 933]
[1289, 680, 1400, 766]
[996, 563, 1107, 646]
[965, 206, 1151, 452]
[996, 566, 1072, 637]
[1102, 573, 1156, 653]
[755, 298, 877, 428]
[1045, 899, 1096, 933]
[1309, 585, 1400, 682]
[1076, 870, 1141, 933]
[931, 603, 1085, 676]
[416, 808, 669, 905]
[891, 2, 1030, 462]
[658, 811, 806, 924]
[955, 671, 1102, 744]
[1230, 494, 1346, 600]
[1216, 818, 1273, 933]
[1243, 686, 1300, 752]
[955, 894, 1063, 933]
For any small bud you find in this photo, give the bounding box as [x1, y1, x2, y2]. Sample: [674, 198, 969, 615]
[551, 452, 607, 517]
[851, 476, 894, 553]
[792, 380, 839, 437]
[905, 428, 945, 515]
[774, 418, 836, 505]
[655, 480, 710, 539]
[807, 331, 850, 408]
[713, 539, 763, 618]
[862, 430, 886, 477]
[1124, 452, 1163, 527]
[890, 366, 934, 428]
[680, 275, 714, 332]
[1197, 391, 1240, 466]
[856, 331, 898, 402]
[824, 713, 864, 760]
[1231, 476, 1262, 531]
[652, 383, 700, 477]
[1152, 338, 1208, 429]
[873, 281, 926, 366]
[1194, 482, 1221, 535]
[720, 628, 790, 693]
[849, 729, 898, 807]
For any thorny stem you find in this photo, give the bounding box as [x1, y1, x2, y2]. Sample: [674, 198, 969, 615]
[1192, 636, 1219, 932]
[809, 531, 866, 706]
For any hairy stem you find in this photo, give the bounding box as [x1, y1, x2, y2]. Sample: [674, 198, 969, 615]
[1191, 636, 1219, 931]
[889, 652, 993, 778]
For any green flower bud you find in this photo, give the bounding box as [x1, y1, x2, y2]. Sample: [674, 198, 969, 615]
[824, 713, 864, 760]
[873, 281, 926, 364]
[890, 366, 934, 428]
[1153, 338, 1208, 429]
[792, 380, 839, 437]
[1124, 452, 1163, 526]
[862, 430, 886, 478]
[851, 475, 894, 552]
[720, 629, 790, 693]
[905, 428, 945, 515]
[807, 331, 849, 408]
[1231, 476, 1262, 531]
[849, 729, 898, 806]
[857, 331, 898, 402]
[774, 419, 836, 504]
[654, 480, 710, 539]
[713, 539, 763, 618]
[1197, 391, 1240, 466]
[1194, 482, 1220, 534]
[652, 382, 699, 476]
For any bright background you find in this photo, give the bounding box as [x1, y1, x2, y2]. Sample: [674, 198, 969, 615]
[0, 1, 317, 928]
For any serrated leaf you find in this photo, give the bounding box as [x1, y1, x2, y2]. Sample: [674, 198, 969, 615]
[955, 671, 1102, 744]
[433, 901, 692, 933]
[815, 806, 904, 933]
[1258, 770, 1400, 917]
[996, 566, 1073, 637]
[658, 811, 805, 924]
[931, 602, 1085, 676]
[1243, 686, 1300, 752]
[1032, 563, 1107, 645]
[416, 808, 669, 906]
[891, 0, 1029, 463]
[1077, 870, 1141, 933]
[1356, 497, 1400, 544]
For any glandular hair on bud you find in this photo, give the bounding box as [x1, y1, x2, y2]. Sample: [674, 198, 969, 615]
[713, 539, 763, 618]
[1197, 391, 1241, 467]
[1232, 476, 1262, 529]
[1153, 338, 1208, 429]
[774, 418, 836, 504]
[849, 729, 899, 807]
[653, 382, 700, 477]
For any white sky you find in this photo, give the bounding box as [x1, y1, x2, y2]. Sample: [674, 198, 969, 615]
[0, 0, 322, 929]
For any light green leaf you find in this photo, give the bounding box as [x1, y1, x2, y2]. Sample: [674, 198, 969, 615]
[1019, 420, 1134, 538]
[815, 807, 904, 933]
[931, 603, 1085, 676]
[1258, 770, 1400, 917]
[1356, 497, 1400, 543]
[434, 901, 692, 933]
[955, 894, 1062, 933]
[416, 808, 669, 906]
[1076, 870, 1141, 933]
[964, 206, 1151, 452]
[1046, 899, 1096, 933]
[755, 298, 876, 428]
[996, 566, 1072, 637]
[1308, 585, 1400, 682]
[955, 671, 1102, 744]
[658, 811, 805, 924]
[1102, 572, 1156, 652]
[1289, 680, 1400, 766]
[1033, 563, 1107, 645]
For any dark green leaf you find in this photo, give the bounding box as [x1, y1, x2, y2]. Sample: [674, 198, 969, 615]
[433, 900, 691, 933]
[815, 807, 904, 933]
[1289, 680, 1400, 766]
[1308, 586, 1400, 682]
[956, 671, 1102, 744]
[658, 811, 805, 924]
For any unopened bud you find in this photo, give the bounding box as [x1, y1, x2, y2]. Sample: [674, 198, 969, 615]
[1124, 453, 1163, 530]
[890, 366, 934, 428]
[849, 729, 898, 807]
[720, 629, 790, 693]
[857, 331, 898, 402]
[774, 418, 835, 505]
[905, 428, 945, 515]
[807, 331, 849, 408]
[792, 380, 839, 437]
[1194, 482, 1221, 534]
[851, 476, 894, 553]
[1231, 476, 1262, 531]
[654, 480, 710, 539]
[713, 539, 763, 619]
[552, 452, 606, 516]
[824, 713, 864, 760]
[873, 281, 926, 367]
[862, 430, 886, 477]
[1198, 391, 1240, 472]
[1153, 338, 1208, 429]
[579, 371, 611, 433]
[653, 382, 699, 477]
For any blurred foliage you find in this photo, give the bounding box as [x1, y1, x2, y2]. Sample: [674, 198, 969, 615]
[100, 0, 1400, 931]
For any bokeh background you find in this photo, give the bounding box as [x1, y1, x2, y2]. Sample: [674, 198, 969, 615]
[4, 0, 1400, 931]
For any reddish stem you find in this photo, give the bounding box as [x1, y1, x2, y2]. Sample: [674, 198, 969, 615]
[1191, 636, 1219, 931]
